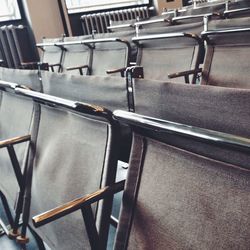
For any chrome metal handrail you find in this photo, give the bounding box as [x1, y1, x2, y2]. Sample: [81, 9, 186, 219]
[113, 110, 250, 152]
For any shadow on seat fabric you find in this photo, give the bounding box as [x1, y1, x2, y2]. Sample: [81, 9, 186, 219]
[113, 110, 250, 250]
[14, 89, 120, 250]
[40, 71, 131, 162]
[0, 67, 41, 220]
[132, 79, 250, 139]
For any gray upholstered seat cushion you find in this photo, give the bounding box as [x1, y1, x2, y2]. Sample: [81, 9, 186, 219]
[41, 71, 128, 111]
[115, 134, 250, 250]
[29, 104, 116, 250]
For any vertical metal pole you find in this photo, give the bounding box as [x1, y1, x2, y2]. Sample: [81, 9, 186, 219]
[194, 0, 197, 9]
[0, 191, 14, 228]
[203, 15, 209, 32]
[81, 205, 101, 250]
[225, 1, 229, 12]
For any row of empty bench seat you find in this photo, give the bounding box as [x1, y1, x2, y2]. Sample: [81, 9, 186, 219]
[0, 0, 249, 249]
[0, 64, 249, 249]
[27, 16, 250, 89]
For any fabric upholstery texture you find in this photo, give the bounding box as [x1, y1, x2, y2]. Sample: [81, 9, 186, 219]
[91, 41, 130, 76]
[41, 71, 128, 111]
[139, 21, 203, 36]
[0, 68, 41, 205]
[0, 67, 41, 90]
[41, 38, 64, 71]
[115, 134, 250, 249]
[41, 71, 131, 162]
[95, 31, 137, 62]
[28, 104, 115, 250]
[61, 35, 92, 75]
[136, 22, 204, 82]
[0, 92, 34, 204]
[226, 1, 250, 18]
[133, 79, 250, 167]
[114, 134, 145, 250]
[133, 79, 250, 138]
[202, 17, 250, 88]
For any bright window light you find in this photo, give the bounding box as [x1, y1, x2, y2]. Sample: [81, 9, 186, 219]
[0, 0, 21, 21]
[65, 0, 149, 14]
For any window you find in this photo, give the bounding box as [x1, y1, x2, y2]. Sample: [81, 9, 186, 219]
[0, 0, 21, 22]
[65, 0, 149, 14]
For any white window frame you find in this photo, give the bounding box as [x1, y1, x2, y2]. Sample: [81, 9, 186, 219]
[0, 0, 21, 22]
[65, 0, 149, 14]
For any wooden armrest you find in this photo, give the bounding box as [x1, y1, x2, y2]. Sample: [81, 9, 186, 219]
[32, 180, 125, 228]
[168, 68, 202, 79]
[106, 67, 127, 74]
[66, 65, 89, 71]
[0, 135, 31, 149]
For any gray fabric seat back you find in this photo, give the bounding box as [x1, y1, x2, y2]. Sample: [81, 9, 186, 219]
[0, 67, 41, 89]
[61, 35, 92, 75]
[41, 71, 128, 111]
[41, 38, 64, 70]
[133, 79, 250, 139]
[202, 17, 250, 88]
[226, 0, 250, 18]
[41, 71, 131, 161]
[95, 31, 137, 61]
[28, 100, 117, 250]
[0, 67, 41, 206]
[179, 2, 226, 16]
[114, 79, 250, 248]
[90, 40, 130, 76]
[114, 126, 250, 250]
[132, 79, 250, 168]
[135, 22, 204, 82]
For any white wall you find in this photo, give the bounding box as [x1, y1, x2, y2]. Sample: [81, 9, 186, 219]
[24, 0, 65, 43]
